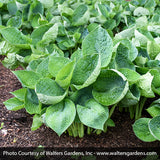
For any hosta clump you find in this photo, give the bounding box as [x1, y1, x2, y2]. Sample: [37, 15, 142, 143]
[4, 26, 125, 137]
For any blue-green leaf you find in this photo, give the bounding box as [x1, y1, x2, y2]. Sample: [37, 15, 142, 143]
[149, 116, 160, 141]
[45, 99, 76, 136]
[31, 114, 43, 131]
[77, 99, 109, 130]
[82, 26, 113, 68]
[71, 54, 101, 90]
[13, 70, 41, 89]
[72, 4, 89, 26]
[3, 97, 24, 111]
[24, 89, 42, 114]
[133, 118, 156, 142]
[93, 69, 129, 106]
[35, 78, 67, 105]
[48, 55, 71, 77]
[0, 27, 31, 48]
[10, 88, 27, 101]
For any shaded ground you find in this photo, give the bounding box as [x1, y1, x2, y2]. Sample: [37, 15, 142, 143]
[0, 60, 160, 148]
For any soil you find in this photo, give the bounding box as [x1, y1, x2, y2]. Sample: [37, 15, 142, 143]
[0, 57, 160, 149]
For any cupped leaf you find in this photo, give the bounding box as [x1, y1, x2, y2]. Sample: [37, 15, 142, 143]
[87, 23, 99, 32]
[31, 114, 43, 131]
[77, 99, 109, 130]
[0, 27, 31, 48]
[114, 27, 135, 40]
[41, 23, 58, 45]
[13, 70, 41, 89]
[72, 4, 90, 26]
[133, 118, 156, 142]
[1, 53, 18, 69]
[35, 78, 66, 105]
[134, 30, 147, 47]
[119, 84, 140, 107]
[105, 119, 115, 127]
[147, 99, 160, 117]
[98, 4, 109, 18]
[136, 72, 155, 98]
[3, 97, 24, 111]
[45, 99, 76, 136]
[114, 39, 138, 62]
[133, 7, 150, 16]
[136, 16, 148, 28]
[82, 26, 113, 68]
[58, 4, 74, 16]
[46, 44, 64, 57]
[56, 61, 75, 89]
[70, 86, 93, 106]
[149, 116, 160, 141]
[25, 89, 42, 114]
[147, 41, 160, 60]
[48, 55, 71, 77]
[93, 69, 129, 106]
[147, 106, 160, 118]
[145, 60, 160, 68]
[150, 69, 160, 95]
[7, 16, 22, 28]
[115, 43, 135, 70]
[31, 24, 52, 45]
[71, 54, 101, 90]
[118, 68, 141, 84]
[10, 88, 27, 101]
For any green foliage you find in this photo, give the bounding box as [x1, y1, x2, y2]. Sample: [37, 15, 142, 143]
[133, 118, 156, 142]
[45, 99, 76, 136]
[2, 0, 160, 139]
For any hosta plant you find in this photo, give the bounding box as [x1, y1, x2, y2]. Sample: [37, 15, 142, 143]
[1, 0, 160, 139]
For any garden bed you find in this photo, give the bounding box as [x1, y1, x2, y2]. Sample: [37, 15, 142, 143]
[1, 60, 160, 148]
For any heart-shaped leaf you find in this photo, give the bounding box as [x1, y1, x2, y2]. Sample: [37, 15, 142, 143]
[77, 99, 109, 130]
[35, 78, 67, 105]
[133, 118, 156, 142]
[137, 72, 155, 98]
[93, 69, 129, 106]
[71, 54, 101, 90]
[82, 26, 113, 68]
[45, 99, 76, 136]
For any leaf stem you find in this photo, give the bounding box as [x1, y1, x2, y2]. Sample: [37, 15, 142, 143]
[87, 127, 92, 135]
[109, 103, 117, 118]
[138, 97, 147, 119]
[78, 123, 84, 138]
[135, 103, 139, 120]
[96, 129, 102, 135]
[129, 106, 134, 119]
